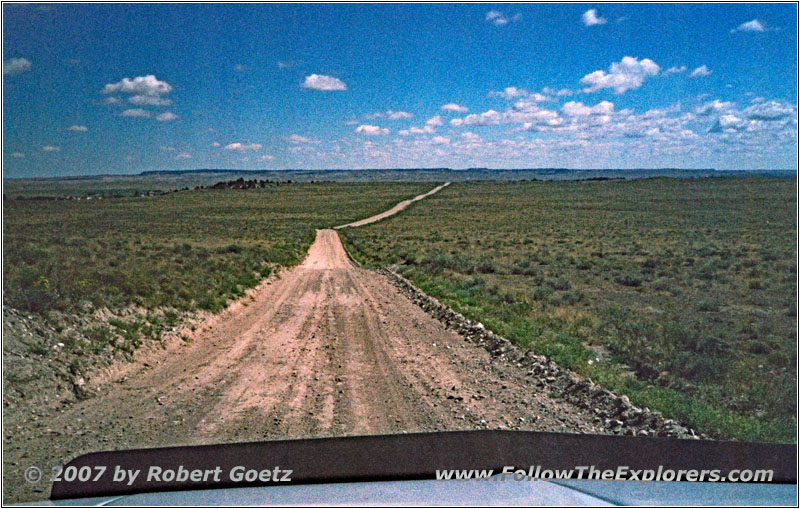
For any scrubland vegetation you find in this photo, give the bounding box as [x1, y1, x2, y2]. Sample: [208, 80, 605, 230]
[4, 183, 430, 353]
[341, 178, 797, 442]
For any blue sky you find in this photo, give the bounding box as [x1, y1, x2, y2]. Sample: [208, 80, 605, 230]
[3, 3, 797, 177]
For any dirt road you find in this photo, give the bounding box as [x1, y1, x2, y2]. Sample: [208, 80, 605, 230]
[333, 182, 450, 229]
[4, 187, 605, 502]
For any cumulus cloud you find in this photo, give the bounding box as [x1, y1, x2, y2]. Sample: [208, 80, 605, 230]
[259, 155, 275, 162]
[288, 134, 313, 144]
[561, 101, 615, 116]
[224, 142, 262, 151]
[102, 75, 172, 97]
[129, 95, 172, 106]
[425, 115, 443, 127]
[450, 109, 503, 127]
[42, 146, 60, 152]
[441, 103, 469, 113]
[662, 66, 687, 76]
[4, 57, 32, 75]
[67, 125, 88, 132]
[120, 108, 150, 118]
[742, 100, 796, 121]
[156, 111, 178, 122]
[301, 74, 347, 91]
[689, 65, 712, 78]
[580, 56, 660, 94]
[542, 87, 573, 97]
[431, 136, 450, 145]
[695, 100, 734, 116]
[731, 19, 766, 33]
[485, 10, 520, 26]
[102, 96, 122, 105]
[367, 110, 413, 120]
[355, 124, 389, 136]
[581, 9, 607, 26]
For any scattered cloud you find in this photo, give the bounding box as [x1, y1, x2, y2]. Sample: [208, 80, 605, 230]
[731, 19, 766, 33]
[541, 87, 573, 97]
[277, 61, 292, 68]
[4, 57, 32, 75]
[301, 74, 347, 91]
[175, 152, 191, 160]
[156, 111, 178, 122]
[485, 10, 520, 27]
[441, 103, 469, 113]
[288, 134, 313, 144]
[101, 96, 122, 105]
[580, 56, 660, 94]
[689, 65, 712, 78]
[120, 108, 150, 118]
[425, 115, 443, 127]
[102, 75, 172, 97]
[367, 110, 413, 120]
[67, 125, 88, 132]
[662, 66, 687, 76]
[224, 142, 262, 151]
[581, 9, 607, 26]
[431, 136, 450, 145]
[11, 152, 25, 158]
[561, 100, 614, 116]
[259, 154, 275, 162]
[695, 100, 734, 116]
[42, 145, 60, 152]
[450, 109, 502, 127]
[355, 124, 389, 135]
[129, 95, 172, 106]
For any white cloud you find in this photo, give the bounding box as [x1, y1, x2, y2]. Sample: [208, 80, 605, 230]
[662, 66, 687, 76]
[441, 103, 469, 113]
[489, 86, 528, 99]
[288, 134, 313, 144]
[431, 136, 450, 145]
[42, 146, 60, 152]
[742, 100, 796, 121]
[277, 61, 292, 68]
[367, 110, 413, 120]
[11, 152, 25, 158]
[259, 155, 275, 162]
[425, 115, 443, 126]
[732, 19, 766, 33]
[233, 64, 245, 72]
[156, 111, 178, 122]
[120, 108, 151, 118]
[450, 109, 503, 127]
[129, 95, 172, 106]
[561, 100, 615, 116]
[355, 124, 389, 136]
[485, 10, 520, 26]
[175, 152, 192, 160]
[102, 96, 122, 105]
[689, 65, 712, 78]
[211, 142, 221, 147]
[301, 74, 347, 91]
[67, 125, 88, 132]
[542, 87, 573, 97]
[225, 142, 262, 151]
[4, 57, 32, 75]
[695, 100, 734, 116]
[580, 56, 660, 94]
[581, 9, 607, 26]
[102, 75, 172, 97]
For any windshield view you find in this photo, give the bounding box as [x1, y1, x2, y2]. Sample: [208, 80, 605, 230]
[2, 2, 797, 506]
